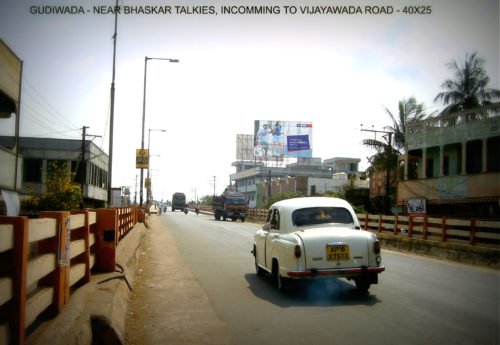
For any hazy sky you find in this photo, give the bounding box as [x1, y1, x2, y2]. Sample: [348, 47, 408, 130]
[0, 0, 498, 201]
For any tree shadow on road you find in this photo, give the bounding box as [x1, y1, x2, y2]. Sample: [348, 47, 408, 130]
[244, 273, 381, 308]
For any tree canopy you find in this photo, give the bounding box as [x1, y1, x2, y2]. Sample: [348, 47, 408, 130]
[434, 52, 500, 114]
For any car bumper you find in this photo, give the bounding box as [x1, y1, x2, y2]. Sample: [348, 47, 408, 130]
[287, 266, 385, 277]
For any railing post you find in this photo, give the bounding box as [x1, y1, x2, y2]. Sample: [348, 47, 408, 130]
[0, 216, 28, 345]
[441, 217, 447, 242]
[38, 211, 71, 313]
[95, 209, 118, 272]
[408, 215, 414, 238]
[423, 216, 428, 240]
[394, 215, 399, 235]
[470, 219, 477, 245]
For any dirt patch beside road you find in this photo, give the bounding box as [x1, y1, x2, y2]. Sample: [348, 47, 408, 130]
[125, 216, 231, 345]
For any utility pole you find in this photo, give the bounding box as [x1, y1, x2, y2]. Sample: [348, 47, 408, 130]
[107, 0, 119, 206]
[212, 176, 216, 198]
[361, 126, 393, 214]
[80, 126, 89, 196]
[80, 126, 103, 206]
[267, 170, 272, 202]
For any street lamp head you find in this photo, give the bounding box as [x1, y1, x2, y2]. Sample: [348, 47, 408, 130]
[146, 56, 180, 63]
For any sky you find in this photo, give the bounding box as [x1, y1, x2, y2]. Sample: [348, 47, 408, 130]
[0, 0, 499, 203]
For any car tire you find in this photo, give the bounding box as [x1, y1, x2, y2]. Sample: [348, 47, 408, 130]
[254, 246, 265, 276]
[272, 260, 287, 291]
[354, 277, 371, 292]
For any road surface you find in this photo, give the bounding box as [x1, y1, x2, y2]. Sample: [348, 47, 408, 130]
[126, 211, 499, 345]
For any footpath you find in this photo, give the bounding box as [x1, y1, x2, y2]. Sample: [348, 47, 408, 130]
[27, 215, 230, 345]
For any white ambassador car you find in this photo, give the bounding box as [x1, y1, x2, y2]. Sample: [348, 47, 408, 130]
[252, 197, 385, 292]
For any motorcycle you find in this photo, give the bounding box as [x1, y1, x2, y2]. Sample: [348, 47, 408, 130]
[195, 207, 199, 215]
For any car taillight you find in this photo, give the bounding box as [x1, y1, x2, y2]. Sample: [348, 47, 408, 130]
[373, 240, 381, 254]
[294, 245, 302, 258]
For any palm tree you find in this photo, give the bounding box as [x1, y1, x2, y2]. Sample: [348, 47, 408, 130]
[434, 52, 500, 114]
[363, 96, 428, 167]
[363, 97, 429, 213]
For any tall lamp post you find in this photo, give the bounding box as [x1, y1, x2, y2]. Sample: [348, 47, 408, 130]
[146, 128, 166, 205]
[140, 56, 179, 206]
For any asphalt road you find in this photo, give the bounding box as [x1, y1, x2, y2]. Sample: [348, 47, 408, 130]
[159, 210, 499, 345]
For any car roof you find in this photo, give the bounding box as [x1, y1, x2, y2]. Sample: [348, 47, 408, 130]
[272, 197, 353, 210]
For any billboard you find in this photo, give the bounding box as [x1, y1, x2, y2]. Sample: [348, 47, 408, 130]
[254, 120, 312, 159]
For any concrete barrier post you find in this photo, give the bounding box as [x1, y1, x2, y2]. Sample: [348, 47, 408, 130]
[95, 209, 118, 272]
[0, 216, 28, 345]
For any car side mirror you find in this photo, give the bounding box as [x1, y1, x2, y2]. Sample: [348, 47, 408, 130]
[263, 223, 271, 231]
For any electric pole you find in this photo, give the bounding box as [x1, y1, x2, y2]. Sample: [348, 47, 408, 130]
[361, 125, 394, 214]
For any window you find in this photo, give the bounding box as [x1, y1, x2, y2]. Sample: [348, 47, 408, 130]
[265, 208, 280, 230]
[487, 136, 500, 172]
[292, 207, 354, 227]
[23, 158, 43, 182]
[466, 140, 482, 174]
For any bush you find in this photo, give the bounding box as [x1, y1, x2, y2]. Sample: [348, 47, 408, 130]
[22, 162, 82, 211]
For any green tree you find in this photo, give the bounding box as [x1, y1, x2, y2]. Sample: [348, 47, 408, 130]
[364, 97, 428, 171]
[363, 97, 429, 213]
[434, 52, 500, 114]
[22, 162, 82, 211]
[267, 191, 303, 208]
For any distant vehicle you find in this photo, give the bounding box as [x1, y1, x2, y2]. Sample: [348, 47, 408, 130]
[252, 197, 384, 292]
[213, 190, 247, 222]
[171, 192, 186, 212]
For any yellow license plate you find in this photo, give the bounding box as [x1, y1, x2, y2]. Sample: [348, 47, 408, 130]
[326, 244, 350, 261]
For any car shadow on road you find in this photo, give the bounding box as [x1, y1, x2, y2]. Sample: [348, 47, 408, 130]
[244, 273, 381, 308]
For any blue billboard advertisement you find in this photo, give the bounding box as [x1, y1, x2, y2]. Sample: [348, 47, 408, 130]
[253, 120, 313, 159]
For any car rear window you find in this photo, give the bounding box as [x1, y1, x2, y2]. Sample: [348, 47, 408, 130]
[292, 207, 354, 227]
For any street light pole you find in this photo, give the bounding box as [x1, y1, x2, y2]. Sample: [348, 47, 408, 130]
[146, 128, 166, 205]
[139, 56, 179, 206]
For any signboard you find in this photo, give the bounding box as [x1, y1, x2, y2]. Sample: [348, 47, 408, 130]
[253, 120, 313, 159]
[407, 197, 427, 214]
[136, 149, 149, 169]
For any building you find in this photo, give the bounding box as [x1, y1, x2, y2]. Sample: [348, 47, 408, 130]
[397, 103, 500, 218]
[0, 40, 23, 215]
[230, 157, 368, 208]
[0, 136, 109, 208]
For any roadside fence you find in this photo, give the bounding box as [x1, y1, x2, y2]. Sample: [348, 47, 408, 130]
[246, 208, 499, 248]
[0, 206, 145, 345]
[356, 213, 500, 248]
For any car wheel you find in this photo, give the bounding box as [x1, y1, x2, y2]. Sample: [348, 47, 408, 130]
[272, 260, 287, 291]
[354, 277, 371, 292]
[254, 246, 265, 276]
[241, 217, 246, 223]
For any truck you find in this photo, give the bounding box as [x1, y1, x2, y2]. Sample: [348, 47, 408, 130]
[171, 192, 186, 212]
[213, 191, 247, 222]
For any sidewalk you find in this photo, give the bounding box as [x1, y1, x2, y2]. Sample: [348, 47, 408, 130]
[124, 216, 231, 345]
